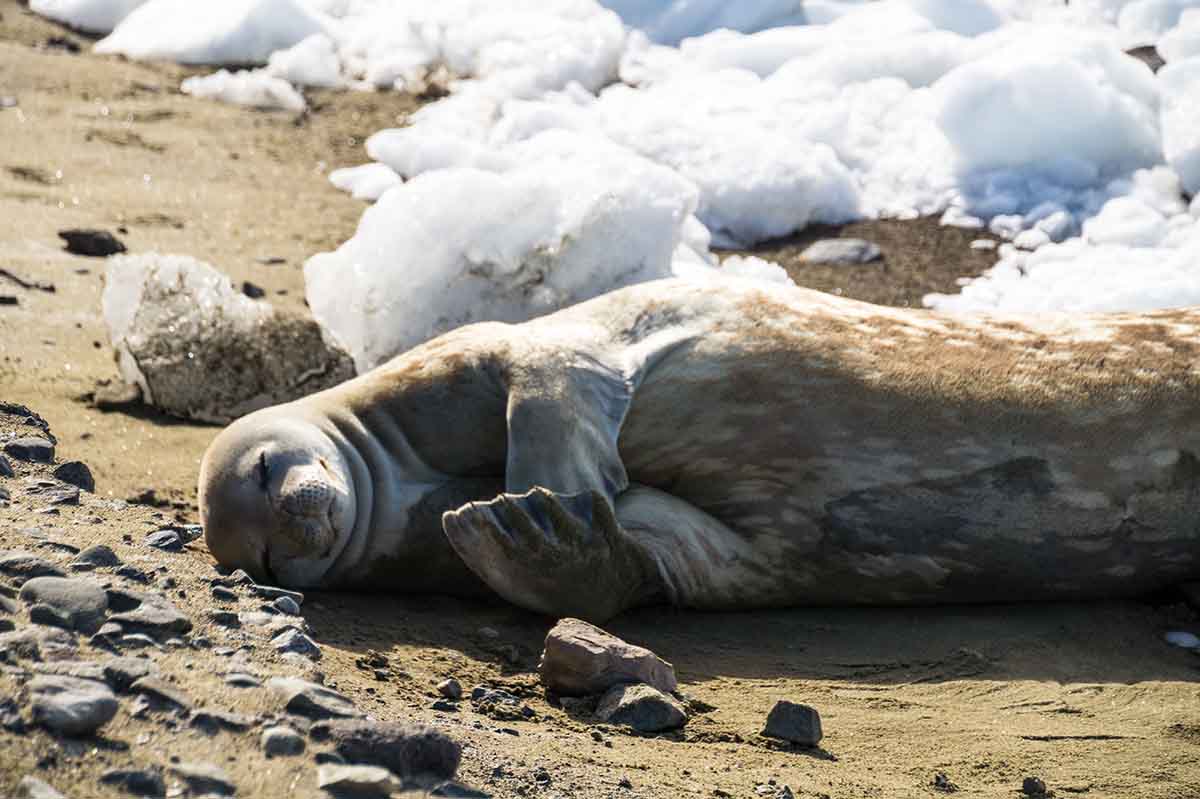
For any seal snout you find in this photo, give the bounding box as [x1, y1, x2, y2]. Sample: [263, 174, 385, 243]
[275, 463, 340, 557]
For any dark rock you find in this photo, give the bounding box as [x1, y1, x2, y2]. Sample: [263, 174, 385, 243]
[209, 610, 241, 628]
[211, 569, 255, 588]
[268, 676, 360, 719]
[272, 595, 301, 615]
[0, 551, 64, 584]
[539, 617, 676, 697]
[29, 603, 73, 630]
[58, 229, 126, 257]
[0, 594, 18, 614]
[16, 776, 66, 799]
[190, 709, 255, 734]
[438, 678, 463, 700]
[114, 565, 151, 583]
[23, 479, 79, 506]
[1126, 45, 1165, 73]
[430, 782, 491, 798]
[1, 625, 76, 662]
[109, 594, 191, 637]
[431, 699, 457, 712]
[316, 764, 400, 796]
[0, 453, 13, 476]
[71, 545, 122, 570]
[225, 672, 263, 688]
[261, 724, 305, 757]
[272, 627, 320, 659]
[1022, 776, 1049, 797]
[595, 683, 687, 733]
[99, 767, 165, 797]
[242, 281, 265, 299]
[51, 461, 94, 493]
[45, 36, 82, 53]
[4, 437, 54, 463]
[761, 700, 822, 746]
[798, 238, 883, 265]
[169, 762, 235, 796]
[28, 674, 118, 736]
[310, 719, 461, 780]
[144, 529, 182, 551]
[251, 583, 303, 605]
[102, 656, 158, 692]
[933, 772, 959, 793]
[1, 697, 26, 733]
[130, 676, 191, 711]
[19, 576, 108, 633]
[211, 585, 239, 602]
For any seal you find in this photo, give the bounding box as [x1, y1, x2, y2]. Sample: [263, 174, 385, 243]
[199, 278, 1200, 621]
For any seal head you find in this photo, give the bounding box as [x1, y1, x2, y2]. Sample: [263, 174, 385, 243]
[199, 408, 357, 588]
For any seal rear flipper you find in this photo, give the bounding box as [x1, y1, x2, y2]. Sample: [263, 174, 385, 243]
[441, 487, 657, 622]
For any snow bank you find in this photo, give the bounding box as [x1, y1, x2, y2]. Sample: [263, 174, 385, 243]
[1159, 56, 1200, 194]
[30, 0, 146, 34]
[266, 34, 342, 88]
[96, 0, 328, 65]
[328, 163, 402, 201]
[181, 69, 306, 112]
[1158, 8, 1200, 59]
[305, 132, 702, 371]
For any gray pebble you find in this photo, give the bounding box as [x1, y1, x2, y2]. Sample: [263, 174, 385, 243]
[99, 767, 165, 797]
[268, 677, 360, 720]
[251, 583, 303, 605]
[0, 550, 65, 583]
[118, 633, 160, 649]
[272, 628, 320, 659]
[71, 545, 122, 570]
[310, 719, 461, 780]
[190, 709, 255, 734]
[16, 776, 66, 799]
[51, 461, 94, 493]
[225, 672, 263, 688]
[799, 238, 883, 265]
[0, 453, 13, 477]
[261, 724, 306, 757]
[438, 678, 463, 700]
[102, 656, 159, 692]
[211, 585, 239, 602]
[4, 436, 54, 463]
[108, 594, 192, 637]
[317, 764, 401, 795]
[208, 610, 241, 628]
[595, 683, 687, 733]
[169, 762, 235, 796]
[130, 676, 191, 712]
[28, 674, 118, 736]
[23, 479, 79, 506]
[272, 595, 301, 615]
[761, 700, 822, 746]
[143, 529, 182, 552]
[19, 576, 108, 634]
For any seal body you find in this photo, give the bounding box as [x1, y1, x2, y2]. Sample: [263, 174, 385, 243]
[200, 278, 1200, 620]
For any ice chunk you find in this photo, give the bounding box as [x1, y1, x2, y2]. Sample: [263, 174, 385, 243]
[96, 0, 329, 65]
[266, 33, 342, 88]
[1158, 8, 1200, 59]
[1117, 0, 1200, 47]
[304, 132, 699, 371]
[1159, 56, 1200, 194]
[181, 69, 306, 112]
[29, 0, 147, 34]
[103, 254, 354, 423]
[719, 255, 795, 286]
[598, 0, 807, 46]
[328, 163, 402, 201]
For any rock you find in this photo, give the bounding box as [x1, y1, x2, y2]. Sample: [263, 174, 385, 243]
[539, 618, 677, 697]
[251, 583, 304, 605]
[1126, 44, 1165, 73]
[272, 627, 320, 659]
[0, 594, 18, 614]
[209, 610, 241, 628]
[114, 565, 151, 583]
[19, 576, 108, 634]
[798, 238, 883, 265]
[1, 625, 77, 662]
[595, 683, 686, 733]
[29, 603, 73, 630]
[1022, 776, 1049, 797]
[3, 437, 54, 463]
[242, 281, 266, 299]
[71, 545, 122, 570]
[130, 676, 191, 711]
[761, 700, 822, 747]
[109, 594, 192, 637]
[102, 656, 158, 692]
[16, 776, 66, 799]
[0, 550, 66, 583]
[268, 677, 360, 719]
[28, 674, 118, 736]
[211, 586, 239, 602]
[190, 709, 255, 734]
[144, 529, 182, 551]
[226, 672, 262, 687]
[52, 461, 95, 492]
[317, 764, 401, 796]
[169, 762, 235, 796]
[430, 783, 491, 798]
[59, 229, 126, 257]
[272, 595, 301, 615]
[0, 453, 13, 476]
[310, 719, 461, 780]
[1165, 630, 1200, 649]
[933, 772, 959, 793]
[99, 767, 165, 797]
[23, 479, 80, 506]
[262, 724, 306, 757]
[437, 678, 463, 701]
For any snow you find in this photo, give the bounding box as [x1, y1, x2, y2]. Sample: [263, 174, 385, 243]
[1159, 56, 1200, 194]
[266, 34, 342, 88]
[30, 0, 146, 34]
[328, 163, 402, 201]
[181, 69, 306, 112]
[1158, 8, 1200, 59]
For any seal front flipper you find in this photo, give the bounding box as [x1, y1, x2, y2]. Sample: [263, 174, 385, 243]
[442, 487, 657, 622]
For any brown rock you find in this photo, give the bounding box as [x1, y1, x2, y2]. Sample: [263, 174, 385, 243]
[539, 618, 676, 697]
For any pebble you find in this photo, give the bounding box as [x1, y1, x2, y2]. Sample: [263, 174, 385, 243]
[51, 461, 94, 493]
[19, 576, 109, 633]
[242, 281, 266, 299]
[103, 657, 159, 692]
[268, 676, 361, 719]
[310, 719, 461, 780]
[272, 627, 321, 659]
[262, 724, 306, 757]
[3, 437, 54, 463]
[0, 453, 13, 477]
[438, 678, 463, 700]
[130, 676, 192, 712]
[595, 683, 687, 733]
[115, 565, 151, 583]
[58, 229, 126, 257]
[16, 776, 66, 799]
[108, 594, 192, 637]
[225, 672, 263, 688]
[539, 617, 677, 696]
[209, 610, 241, 628]
[118, 633, 160, 649]
[211, 586, 239, 602]
[169, 762, 236, 796]
[23, 479, 79, 506]
[933, 772, 959, 793]
[190, 709, 255, 734]
[799, 238, 883, 265]
[272, 595, 301, 615]
[0, 550, 66, 583]
[144, 530, 183, 551]
[29, 603, 74, 629]
[1, 625, 77, 661]
[761, 700, 823, 747]
[71, 544, 122, 570]
[251, 583, 304, 605]
[317, 764, 401, 796]
[0, 594, 18, 614]
[99, 767, 165, 797]
[1022, 776, 1049, 797]
[28, 674, 118, 736]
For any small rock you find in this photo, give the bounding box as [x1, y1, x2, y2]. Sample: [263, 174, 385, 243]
[0, 625, 76, 661]
[225, 672, 262, 688]
[431, 699, 457, 712]
[58, 229, 126, 257]
[1126, 44, 1165, 73]
[29, 603, 73, 629]
[262, 724, 306, 757]
[933, 772, 959, 793]
[242, 281, 265, 299]
[268, 676, 360, 719]
[273, 595, 301, 615]
[71, 545, 122, 570]
[51, 461, 94, 493]
[4, 437, 54, 463]
[190, 709, 255, 734]
[118, 633, 160, 649]
[17, 776, 66, 799]
[1022, 776, 1049, 797]
[114, 565, 151, 583]
[595, 683, 687, 733]
[23, 479, 79, 506]
[211, 585, 239, 602]
[0, 454, 13, 477]
[102, 656, 158, 692]
[251, 583, 303, 605]
[169, 762, 235, 796]
[429, 782, 490, 798]
[438, 678, 463, 700]
[28, 674, 118, 736]
[1165, 630, 1200, 649]
[99, 767, 165, 797]
[209, 610, 241, 628]
[0, 594, 17, 614]
[144, 529, 183, 551]
[109, 594, 192, 637]
[0, 550, 65, 583]
[310, 719, 461, 780]
[799, 238, 883, 265]
[317, 764, 401, 796]
[19, 576, 109, 634]
[539, 617, 677, 696]
[272, 627, 321, 659]
[762, 700, 822, 747]
[130, 676, 191, 712]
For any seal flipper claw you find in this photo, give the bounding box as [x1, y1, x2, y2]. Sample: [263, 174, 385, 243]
[442, 487, 653, 622]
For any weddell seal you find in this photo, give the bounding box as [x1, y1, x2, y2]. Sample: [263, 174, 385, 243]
[199, 278, 1200, 621]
